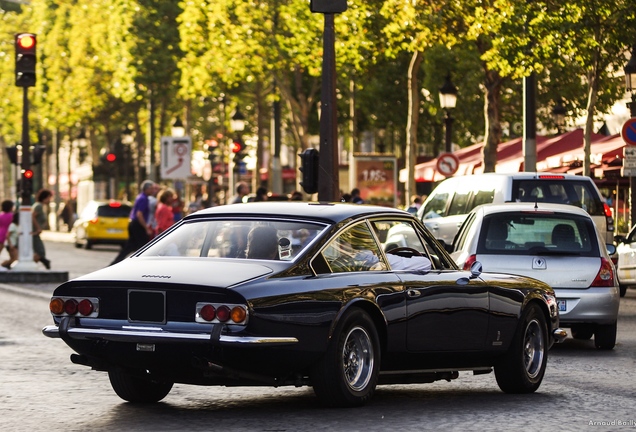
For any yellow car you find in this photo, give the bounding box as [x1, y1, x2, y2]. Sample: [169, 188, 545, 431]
[72, 200, 131, 249]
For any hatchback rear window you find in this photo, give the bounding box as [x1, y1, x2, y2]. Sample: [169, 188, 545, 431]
[477, 213, 599, 257]
[511, 179, 603, 215]
[97, 204, 131, 218]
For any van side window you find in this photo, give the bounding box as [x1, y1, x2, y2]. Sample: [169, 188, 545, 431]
[472, 189, 495, 207]
[447, 191, 471, 216]
[421, 192, 449, 219]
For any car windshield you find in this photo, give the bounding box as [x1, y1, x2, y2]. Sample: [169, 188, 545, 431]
[477, 212, 599, 257]
[139, 218, 327, 261]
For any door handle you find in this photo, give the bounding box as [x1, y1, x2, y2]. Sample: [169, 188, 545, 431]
[407, 289, 421, 298]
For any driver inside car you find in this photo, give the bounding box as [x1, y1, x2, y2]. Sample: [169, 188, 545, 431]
[340, 223, 431, 272]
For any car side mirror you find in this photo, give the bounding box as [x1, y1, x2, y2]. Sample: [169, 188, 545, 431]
[469, 261, 482, 278]
[606, 244, 616, 256]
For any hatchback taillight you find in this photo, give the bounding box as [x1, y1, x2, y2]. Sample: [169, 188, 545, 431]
[590, 258, 615, 287]
[463, 254, 477, 271]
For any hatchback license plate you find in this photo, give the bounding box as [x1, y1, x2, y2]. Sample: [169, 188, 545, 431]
[107, 228, 123, 234]
[557, 300, 567, 312]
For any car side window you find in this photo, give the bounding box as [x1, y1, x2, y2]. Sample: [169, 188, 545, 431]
[452, 212, 476, 252]
[321, 223, 387, 273]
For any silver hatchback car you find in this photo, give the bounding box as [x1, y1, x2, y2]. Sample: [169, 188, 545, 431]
[451, 202, 619, 350]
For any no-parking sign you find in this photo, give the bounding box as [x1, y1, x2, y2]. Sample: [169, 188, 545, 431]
[436, 152, 459, 177]
[621, 118, 636, 146]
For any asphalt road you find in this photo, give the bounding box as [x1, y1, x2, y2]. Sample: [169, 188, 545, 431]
[1, 231, 635, 431]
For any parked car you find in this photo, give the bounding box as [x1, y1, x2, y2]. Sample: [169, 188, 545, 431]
[450, 202, 619, 350]
[72, 200, 131, 249]
[417, 173, 614, 247]
[43, 202, 565, 406]
[614, 226, 636, 297]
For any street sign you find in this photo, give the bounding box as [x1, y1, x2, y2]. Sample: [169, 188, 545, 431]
[436, 152, 460, 177]
[621, 118, 636, 146]
[160, 136, 192, 179]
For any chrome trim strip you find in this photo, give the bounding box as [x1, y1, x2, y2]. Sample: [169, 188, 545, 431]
[42, 325, 298, 345]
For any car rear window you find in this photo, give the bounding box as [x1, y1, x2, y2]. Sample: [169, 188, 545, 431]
[476, 212, 599, 257]
[97, 204, 132, 218]
[511, 179, 604, 215]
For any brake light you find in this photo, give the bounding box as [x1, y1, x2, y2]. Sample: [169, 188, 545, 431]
[463, 254, 477, 271]
[89, 217, 99, 224]
[49, 297, 99, 317]
[195, 302, 248, 324]
[603, 203, 612, 218]
[590, 258, 615, 287]
[537, 175, 565, 179]
[109, 201, 122, 208]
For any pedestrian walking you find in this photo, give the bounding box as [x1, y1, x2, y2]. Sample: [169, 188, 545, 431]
[32, 189, 53, 269]
[230, 182, 249, 204]
[254, 187, 268, 202]
[110, 180, 156, 265]
[351, 188, 364, 204]
[1, 212, 19, 270]
[0, 200, 14, 257]
[155, 187, 176, 235]
[406, 195, 422, 214]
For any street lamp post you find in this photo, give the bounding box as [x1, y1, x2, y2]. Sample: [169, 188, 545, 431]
[439, 74, 457, 153]
[624, 44, 636, 230]
[171, 117, 185, 138]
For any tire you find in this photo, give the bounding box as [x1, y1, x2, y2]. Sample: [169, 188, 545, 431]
[108, 368, 173, 403]
[495, 303, 547, 394]
[311, 309, 380, 407]
[619, 284, 627, 298]
[594, 322, 617, 350]
[571, 325, 594, 340]
[85, 240, 93, 250]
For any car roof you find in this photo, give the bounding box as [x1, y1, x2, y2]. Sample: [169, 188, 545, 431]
[187, 202, 409, 224]
[471, 202, 592, 218]
[440, 172, 593, 181]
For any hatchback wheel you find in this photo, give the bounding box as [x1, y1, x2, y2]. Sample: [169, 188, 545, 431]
[594, 322, 616, 350]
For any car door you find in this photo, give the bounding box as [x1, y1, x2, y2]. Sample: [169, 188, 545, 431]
[617, 225, 636, 284]
[373, 218, 489, 352]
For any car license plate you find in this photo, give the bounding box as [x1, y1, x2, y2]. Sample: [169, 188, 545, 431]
[128, 290, 166, 323]
[557, 300, 567, 312]
[107, 228, 123, 234]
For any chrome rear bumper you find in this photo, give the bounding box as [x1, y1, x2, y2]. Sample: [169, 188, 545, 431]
[552, 327, 567, 343]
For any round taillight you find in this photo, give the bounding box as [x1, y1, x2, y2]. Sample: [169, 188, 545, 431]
[50, 298, 65, 315]
[230, 306, 246, 323]
[200, 304, 216, 321]
[77, 299, 94, 316]
[64, 299, 79, 315]
[216, 305, 230, 322]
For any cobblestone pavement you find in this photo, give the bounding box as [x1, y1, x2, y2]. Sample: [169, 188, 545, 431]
[1, 232, 635, 431]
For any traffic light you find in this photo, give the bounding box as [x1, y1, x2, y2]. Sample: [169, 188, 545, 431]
[31, 145, 46, 165]
[5, 146, 19, 165]
[15, 33, 36, 87]
[299, 148, 319, 194]
[232, 139, 246, 163]
[106, 152, 117, 162]
[21, 168, 34, 195]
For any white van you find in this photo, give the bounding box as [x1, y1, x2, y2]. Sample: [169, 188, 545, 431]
[417, 173, 614, 246]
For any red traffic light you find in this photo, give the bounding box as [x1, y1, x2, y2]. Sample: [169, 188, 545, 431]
[106, 152, 116, 162]
[22, 169, 34, 179]
[231, 141, 242, 153]
[16, 34, 36, 50]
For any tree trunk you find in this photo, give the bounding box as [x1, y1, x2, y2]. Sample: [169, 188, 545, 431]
[481, 69, 502, 173]
[406, 51, 423, 207]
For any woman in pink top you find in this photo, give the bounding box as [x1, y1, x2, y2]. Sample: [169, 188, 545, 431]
[155, 188, 176, 235]
[0, 200, 15, 256]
